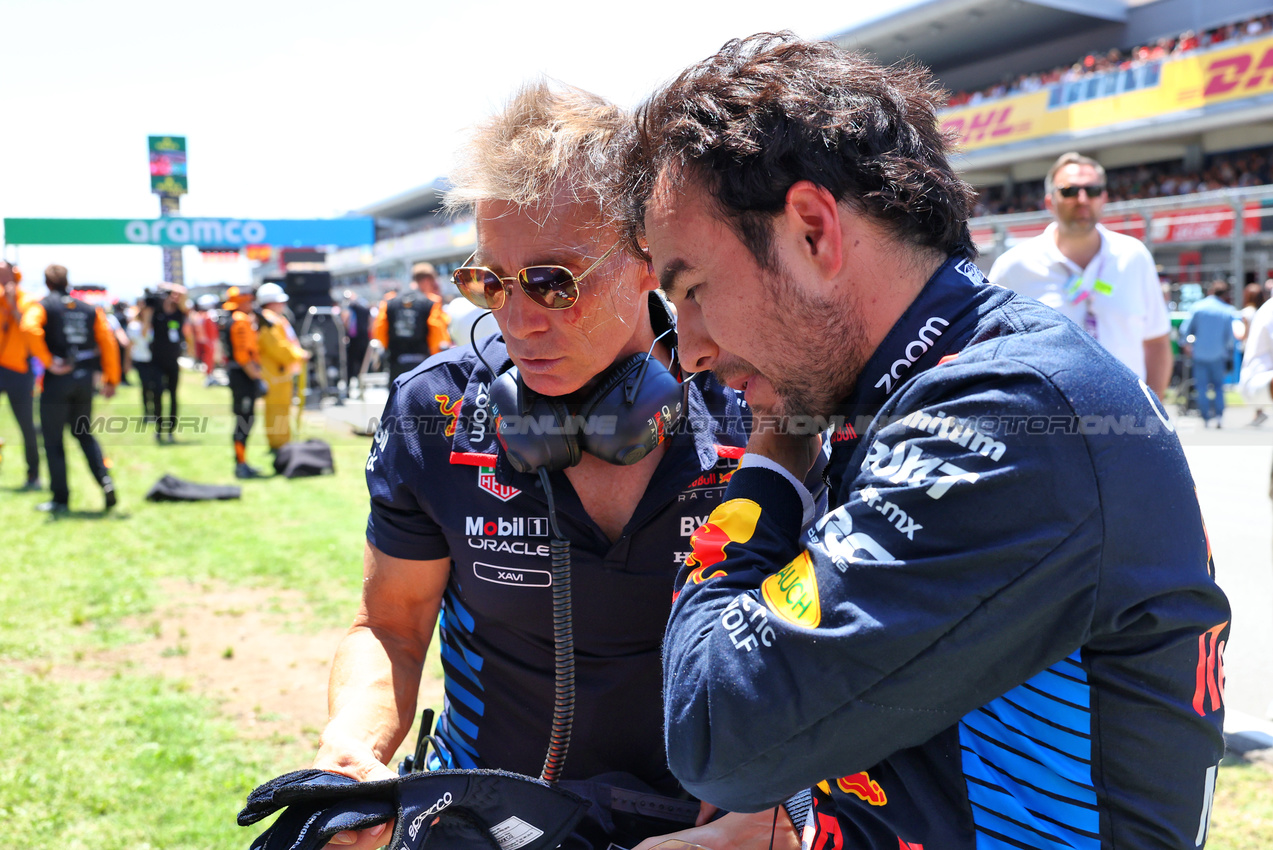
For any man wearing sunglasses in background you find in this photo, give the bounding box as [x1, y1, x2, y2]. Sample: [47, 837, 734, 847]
[308, 82, 796, 850]
[990, 151, 1173, 398]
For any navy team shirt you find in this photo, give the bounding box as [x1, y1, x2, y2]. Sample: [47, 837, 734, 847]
[663, 258, 1231, 849]
[365, 302, 748, 795]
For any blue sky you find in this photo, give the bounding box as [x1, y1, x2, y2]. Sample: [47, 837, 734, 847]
[0, 0, 918, 297]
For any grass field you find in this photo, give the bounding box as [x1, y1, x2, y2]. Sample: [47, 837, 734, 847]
[1, 369, 1271, 848]
[0, 371, 415, 848]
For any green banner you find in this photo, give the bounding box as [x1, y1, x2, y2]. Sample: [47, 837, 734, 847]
[5, 219, 126, 244]
[149, 135, 188, 195]
[3, 217, 375, 248]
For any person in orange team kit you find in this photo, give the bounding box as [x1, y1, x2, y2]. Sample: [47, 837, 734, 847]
[222, 286, 269, 479]
[371, 261, 451, 383]
[0, 260, 43, 490]
[21, 264, 120, 514]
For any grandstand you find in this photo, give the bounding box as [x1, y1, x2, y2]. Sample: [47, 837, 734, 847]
[831, 0, 1273, 293]
[326, 178, 471, 298]
[333, 1, 1273, 302]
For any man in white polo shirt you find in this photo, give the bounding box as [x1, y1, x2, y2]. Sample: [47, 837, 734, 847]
[989, 151, 1172, 397]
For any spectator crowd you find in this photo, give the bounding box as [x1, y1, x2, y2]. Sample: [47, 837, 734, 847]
[973, 145, 1273, 216]
[946, 12, 1273, 108]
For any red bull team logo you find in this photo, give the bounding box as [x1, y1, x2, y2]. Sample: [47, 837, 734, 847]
[836, 772, 888, 806]
[683, 499, 762, 585]
[761, 551, 822, 628]
[435, 394, 462, 437]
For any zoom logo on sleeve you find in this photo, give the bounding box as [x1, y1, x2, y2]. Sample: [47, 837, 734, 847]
[874, 317, 949, 394]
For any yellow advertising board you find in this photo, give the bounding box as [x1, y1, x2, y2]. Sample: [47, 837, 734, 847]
[942, 35, 1273, 152]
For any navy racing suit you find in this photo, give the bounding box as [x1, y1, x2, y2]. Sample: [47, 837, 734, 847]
[662, 257, 1230, 849]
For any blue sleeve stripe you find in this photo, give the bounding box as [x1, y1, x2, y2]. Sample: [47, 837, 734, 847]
[443, 588, 476, 632]
[434, 711, 479, 769]
[450, 735, 479, 761]
[448, 746, 477, 769]
[1057, 651, 1086, 676]
[439, 642, 484, 691]
[1021, 681, 1089, 713]
[970, 803, 1098, 850]
[458, 642, 485, 673]
[963, 771, 1099, 844]
[967, 791, 1096, 849]
[442, 674, 486, 717]
[962, 720, 1094, 792]
[437, 711, 481, 760]
[961, 736, 1097, 806]
[439, 700, 480, 740]
[1025, 803, 1103, 842]
[1043, 665, 1088, 687]
[969, 829, 1037, 850]
[972, 702, 1094, 758]
[1000, 683, 1091, 733]
[961, 726, 1098, 808]
[962, 712, 1094, 768]
[961, 748, 1098, 831]
[1026, 665, 1091, 706]
[997, 694, 1091, 740]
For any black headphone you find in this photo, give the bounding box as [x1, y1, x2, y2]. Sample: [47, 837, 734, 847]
[489, 351, 687, 473]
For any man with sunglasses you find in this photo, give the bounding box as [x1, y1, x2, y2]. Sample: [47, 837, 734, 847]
[309, 82, 795, 850]
[989, 151, 1173, 397]
[619, 34, 1227, 850]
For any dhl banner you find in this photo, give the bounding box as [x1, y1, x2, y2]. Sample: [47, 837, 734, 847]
[943, 34, 1273, 152]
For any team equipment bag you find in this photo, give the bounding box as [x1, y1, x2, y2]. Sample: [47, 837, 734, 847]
[273, 439, 335, 478]
[144, 474, 242, 501]
[239, 768, 587, 850]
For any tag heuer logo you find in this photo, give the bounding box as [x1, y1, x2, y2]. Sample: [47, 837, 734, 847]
[478, 466, 521, 502]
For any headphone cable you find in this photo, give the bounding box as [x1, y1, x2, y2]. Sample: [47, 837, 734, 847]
[538, 465, 575, 783]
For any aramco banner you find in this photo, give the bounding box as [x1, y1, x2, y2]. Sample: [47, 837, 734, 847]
[3, 217, 375, 248]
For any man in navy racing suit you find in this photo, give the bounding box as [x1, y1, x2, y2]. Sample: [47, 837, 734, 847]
[312, 82, 797, 850]
[619, 34, 1231, 850]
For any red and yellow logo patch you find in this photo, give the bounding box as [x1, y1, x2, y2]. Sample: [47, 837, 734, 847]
[817, 770, 888, 806]
[762, 551, 821, 628]
[435, 394, 462, 437]
[683, 499, 762, 585]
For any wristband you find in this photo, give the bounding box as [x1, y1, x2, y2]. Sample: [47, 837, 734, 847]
[782, 788, 813, 832]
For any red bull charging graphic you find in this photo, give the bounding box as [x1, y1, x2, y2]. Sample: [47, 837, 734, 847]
[682, 498, 763, 586]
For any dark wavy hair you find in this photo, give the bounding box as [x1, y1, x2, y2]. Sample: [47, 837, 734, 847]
[618, 33, 976, 268]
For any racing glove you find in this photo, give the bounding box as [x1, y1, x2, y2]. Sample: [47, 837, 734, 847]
[239, 768, 587, 850]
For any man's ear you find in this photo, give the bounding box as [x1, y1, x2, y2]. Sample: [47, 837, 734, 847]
[634, 251, 659, 294]
[783, 181, 843, 279]
[1043, 191, 1055, 215]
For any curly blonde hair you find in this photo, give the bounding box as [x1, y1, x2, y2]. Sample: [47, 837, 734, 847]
[445, 80, 629, 226]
